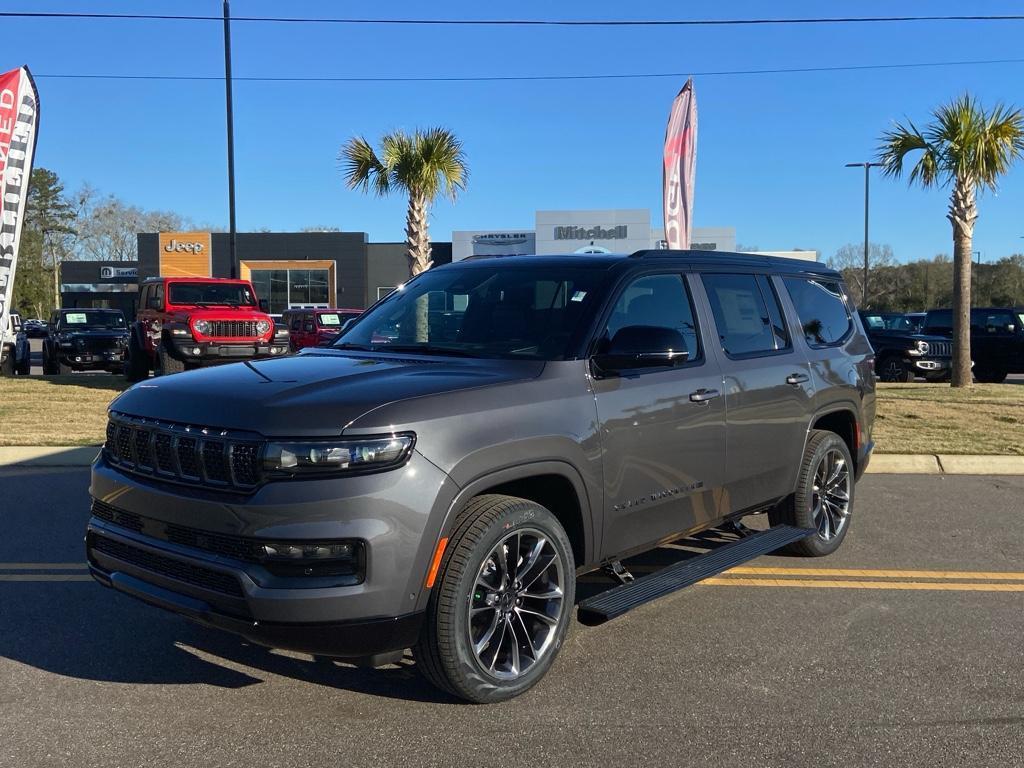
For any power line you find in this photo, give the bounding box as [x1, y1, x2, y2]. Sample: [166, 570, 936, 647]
[33, 58, 1024, 84]
[2, 11, 1024, 26]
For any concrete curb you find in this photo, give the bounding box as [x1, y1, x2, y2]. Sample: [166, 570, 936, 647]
[1, 447, 1023, 475]
[0, 446, 100, 467]
[866, 454, 1024, 475]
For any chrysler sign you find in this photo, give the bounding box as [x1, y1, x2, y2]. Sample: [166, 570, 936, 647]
[554, 225, 628, 241]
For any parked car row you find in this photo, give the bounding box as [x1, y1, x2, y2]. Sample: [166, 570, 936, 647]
[3, 277, 368, 380]
[859, 306, 1024, 383]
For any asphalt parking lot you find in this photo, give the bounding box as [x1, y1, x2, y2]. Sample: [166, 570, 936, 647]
[1, 468, 1021, 768]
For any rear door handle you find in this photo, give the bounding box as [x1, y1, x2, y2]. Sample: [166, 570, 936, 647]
[786, 373, 810, 385]
[689, 388, 720, 403]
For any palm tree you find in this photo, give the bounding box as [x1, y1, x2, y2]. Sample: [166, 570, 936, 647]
[877, 95, 1024, 387]
[341, 127, 468, 279]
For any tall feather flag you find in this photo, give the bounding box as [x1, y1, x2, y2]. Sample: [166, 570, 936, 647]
[662, 78, 697, 249]
[0, 66, 40, 355]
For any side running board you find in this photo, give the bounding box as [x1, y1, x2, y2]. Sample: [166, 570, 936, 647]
[577, 524, 813, 625]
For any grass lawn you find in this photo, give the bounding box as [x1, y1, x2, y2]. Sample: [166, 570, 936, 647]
[0, 376, 128, 446]
[873, 382, 1024, 455]
[1, 375, 1022, 455]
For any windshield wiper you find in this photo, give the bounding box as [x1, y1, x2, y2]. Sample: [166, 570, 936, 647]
[331, 342, 376, 351]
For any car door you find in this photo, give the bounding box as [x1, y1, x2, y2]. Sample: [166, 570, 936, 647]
[696, 271, 813, 514]
[592, 270, 727, 558]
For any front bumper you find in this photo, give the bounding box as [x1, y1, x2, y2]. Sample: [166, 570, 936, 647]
[169, 338, 289, 362]
[910, 356, 950, 372]
[86, 451, 457, 659]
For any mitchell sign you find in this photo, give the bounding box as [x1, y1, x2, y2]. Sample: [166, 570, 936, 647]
[553, 225, 628, 241]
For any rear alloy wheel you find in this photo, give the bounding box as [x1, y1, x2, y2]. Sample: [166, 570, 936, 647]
[878, 355, 914, 383]
[770, 429, 855, 556]
[414, 494, 575, 703]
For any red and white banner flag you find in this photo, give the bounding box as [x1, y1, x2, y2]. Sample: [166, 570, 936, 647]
[0, 66, 40, 342]
[662, 78, 697, 250]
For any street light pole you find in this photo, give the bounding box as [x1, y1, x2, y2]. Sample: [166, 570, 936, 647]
[223, 0, 238, 278]
[845, 162, 883, 307]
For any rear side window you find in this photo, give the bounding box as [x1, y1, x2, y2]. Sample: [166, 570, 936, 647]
[783, 277, 852, 347]
[701, 273, 789, 356]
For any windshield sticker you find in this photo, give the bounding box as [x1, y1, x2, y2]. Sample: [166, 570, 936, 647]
[65, 313, 87, 324]
[319, 313, 341, 326]
[571, 290, 587, 302]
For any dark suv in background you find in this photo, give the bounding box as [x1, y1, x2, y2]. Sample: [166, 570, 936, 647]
[87, 251, 874, 703]
[923, 307, 1024, 383]
[858, 311, 953, 382]
[42, 308, 129, 375]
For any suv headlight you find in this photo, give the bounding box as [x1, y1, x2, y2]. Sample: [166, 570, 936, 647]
[263, 434, 414, 477]
[914, 340, 930, 354]
[193, 319, 211, 336]
[256, 319, 272, 335]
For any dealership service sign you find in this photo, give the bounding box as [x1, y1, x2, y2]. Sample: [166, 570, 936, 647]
[0, 66, 39, 346]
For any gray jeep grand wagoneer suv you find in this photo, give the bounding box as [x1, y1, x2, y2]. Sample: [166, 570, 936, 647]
[88, 250, 875, 702]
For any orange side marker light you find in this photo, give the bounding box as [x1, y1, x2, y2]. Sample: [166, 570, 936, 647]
[425, 537, 449, 588]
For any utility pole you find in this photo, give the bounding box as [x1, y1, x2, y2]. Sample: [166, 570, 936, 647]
[223, 0, 238, 278]
[845, 162, 883, 307]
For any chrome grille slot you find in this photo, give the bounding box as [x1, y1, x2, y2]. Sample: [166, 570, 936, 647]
[103, 413, 263, 492]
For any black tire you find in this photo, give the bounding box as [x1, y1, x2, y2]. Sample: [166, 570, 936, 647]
[58, 361, 74, 375]
[124, 333, 149, 382]
[974, 367, 1007, 384]
[769, 429, 855, 557]
[414, 494, 576, 703]
[155, 343, 185, 376]
[0, 350, 13, 377]
[877, 355, 914, 383]
[42, 346, 58, 376]
[15, 352, 30, 375]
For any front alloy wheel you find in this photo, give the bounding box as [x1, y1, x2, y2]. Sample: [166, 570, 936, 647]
[414, 494, 575, 703]
[469, 529, 564, 680]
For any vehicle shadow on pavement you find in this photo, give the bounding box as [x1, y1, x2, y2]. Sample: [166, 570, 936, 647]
[0, 582, 458, 704]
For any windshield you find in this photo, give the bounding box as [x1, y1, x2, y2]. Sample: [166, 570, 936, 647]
[61, 311, 126, 330]
[862, 314, 914, 332]
[169, 282, 256, 306]
[335, 264, 607, 360]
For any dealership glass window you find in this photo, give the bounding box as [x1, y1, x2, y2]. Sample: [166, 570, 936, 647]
[783, 276, 852, 347]
[251, 269, 331, 314]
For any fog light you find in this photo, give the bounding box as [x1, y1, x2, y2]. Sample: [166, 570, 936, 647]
[192, 347, 201, 356]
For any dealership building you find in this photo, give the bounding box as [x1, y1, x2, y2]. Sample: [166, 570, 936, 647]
[453, 208, 815, 263]
[60, 231, 452, 317]
[58, 209, 814, 316]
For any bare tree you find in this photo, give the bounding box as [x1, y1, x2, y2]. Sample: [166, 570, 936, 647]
[72, 186, 193, 261]
[828, 242, 896, 307]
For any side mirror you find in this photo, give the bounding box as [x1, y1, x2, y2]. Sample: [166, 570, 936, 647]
[258, 298, 270, 313]
[592, 325, 689, 375]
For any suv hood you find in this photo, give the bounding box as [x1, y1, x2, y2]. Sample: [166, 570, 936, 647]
[111, 349, 545, 437]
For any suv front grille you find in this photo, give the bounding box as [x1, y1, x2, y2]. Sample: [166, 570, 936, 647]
[207, 320, 259, 338]
[104, 412, 263, 491]
[927, 340, 952, 358]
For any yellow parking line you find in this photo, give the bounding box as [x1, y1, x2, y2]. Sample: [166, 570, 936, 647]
[704, 577, 1024, 591]
[0, 575, 94, 582]
[723, 566, 1024, 580]
[0, 563, 88, 570]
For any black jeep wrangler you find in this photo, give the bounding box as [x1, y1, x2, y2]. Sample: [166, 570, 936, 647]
[858, 311, 952, 382]
[42, 308, 130, 375]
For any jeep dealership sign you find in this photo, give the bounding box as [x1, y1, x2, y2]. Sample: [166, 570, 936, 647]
[0, 66, 39, 353]
[158, 232, 212, 277]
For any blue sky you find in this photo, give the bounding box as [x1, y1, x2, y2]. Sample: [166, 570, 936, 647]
[6, 0, 1024, 262]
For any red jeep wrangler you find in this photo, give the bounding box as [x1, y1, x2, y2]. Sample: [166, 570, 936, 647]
[124, 277, 289, 381]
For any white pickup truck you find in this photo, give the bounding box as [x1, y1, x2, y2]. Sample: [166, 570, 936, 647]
[1, 312, 30, 376]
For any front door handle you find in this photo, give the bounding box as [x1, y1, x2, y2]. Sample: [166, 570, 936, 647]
[786, 373, 810, 385]
[689, 388, 721, 403]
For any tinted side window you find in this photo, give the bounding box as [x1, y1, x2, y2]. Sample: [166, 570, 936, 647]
[605, 273, 701, 361]
[701, 273, 781, 356]
[925, 310, 952, 332]
[783, 276, 852, 347]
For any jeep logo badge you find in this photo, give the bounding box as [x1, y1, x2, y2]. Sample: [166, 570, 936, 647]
[163, 239, 204, 254]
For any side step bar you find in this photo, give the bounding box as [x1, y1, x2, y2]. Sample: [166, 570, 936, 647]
[577, 525, 813, 625]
